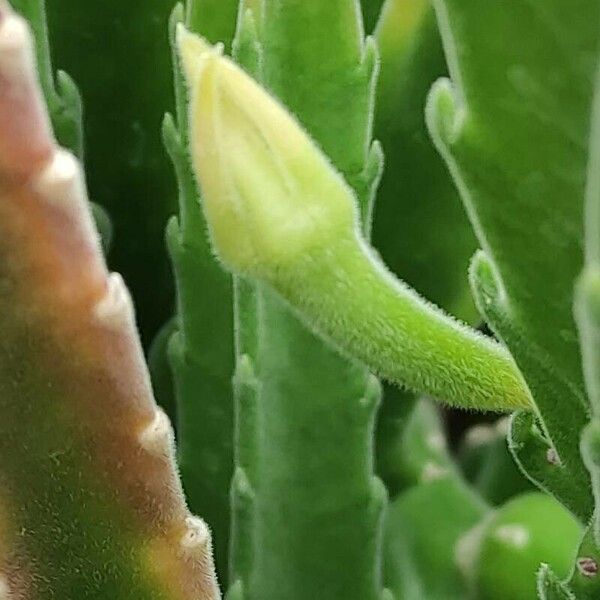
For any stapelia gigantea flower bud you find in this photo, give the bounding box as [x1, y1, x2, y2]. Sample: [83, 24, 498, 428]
[177, 26, 359, 278]
[176, 27, 532, 413]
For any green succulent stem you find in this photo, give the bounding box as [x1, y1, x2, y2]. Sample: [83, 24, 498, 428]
[266, 234, 530, 412]
[426, 0, 600, 533]
[0, 5, 219, 595]
[228, 5, 262, 590]
[12, 0, 116, 255]
[576, 59, 600, 555]
[217, 0, 389, 597]
[164, 2, 238, 582]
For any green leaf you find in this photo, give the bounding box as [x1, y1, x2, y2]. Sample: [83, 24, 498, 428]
[374, 385, 416, 498]
[372, 0, 478, 495]
[427, 0, 600, 514]
[581, 421, 600, 547]
[508, 411, 591, 520]
[573, 46, 600, 594]
[187, 0, 239, 50]
[147, 318, 178, 428]
[226, 4, 264, 589]
[361, 0, 386, 33]
[218, 0, 389, 597]
[11, 0, 84, 158]
[383, 398, 456, 493]
[428, 0, 597, 388]
[560, 527, 600, 599]
[470, 253, 592, 520]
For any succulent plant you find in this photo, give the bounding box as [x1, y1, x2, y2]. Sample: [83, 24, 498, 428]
[3, 0, 600, 598]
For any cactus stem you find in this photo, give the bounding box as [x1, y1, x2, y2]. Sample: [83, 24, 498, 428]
[0, 4, 221, 594]
[0, 578, 8, 600]
[0, 9, 52, 174]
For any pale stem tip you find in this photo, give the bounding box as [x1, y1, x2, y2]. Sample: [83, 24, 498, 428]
[181, 516, 211, 551]
[0, 9, 34, 80]
[94, 272, 134, 330]
[139, 408, 173, 457]
[33, 149, 80, 203]
[0, 9, 28, 54]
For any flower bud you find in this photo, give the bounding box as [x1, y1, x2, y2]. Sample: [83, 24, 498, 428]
[177, 26, 358, 278]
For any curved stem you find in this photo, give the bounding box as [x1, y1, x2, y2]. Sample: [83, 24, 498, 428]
[271, 233, 531, 411]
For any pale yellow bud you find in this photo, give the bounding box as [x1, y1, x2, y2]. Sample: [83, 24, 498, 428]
[177, 25, 358, 277]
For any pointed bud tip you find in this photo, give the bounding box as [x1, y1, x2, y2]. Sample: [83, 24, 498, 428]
[180, 26, 359, 279]
[176, 25, 223, 86]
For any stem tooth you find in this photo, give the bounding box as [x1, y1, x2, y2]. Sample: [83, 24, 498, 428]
[546, 448, 561, 466]
[94, 273, 135, 330]
[464, 423, 498, 447]
[139, 408, 174, 458]
[181, 516, 211, 553]
[420, 461, 449, 483]
[455, 520, 487, 580]
[427, 432, 447, 452]
[0, 11, 31, 76]
[0, 6, 52, 174]
[33, 149, 82, 204]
